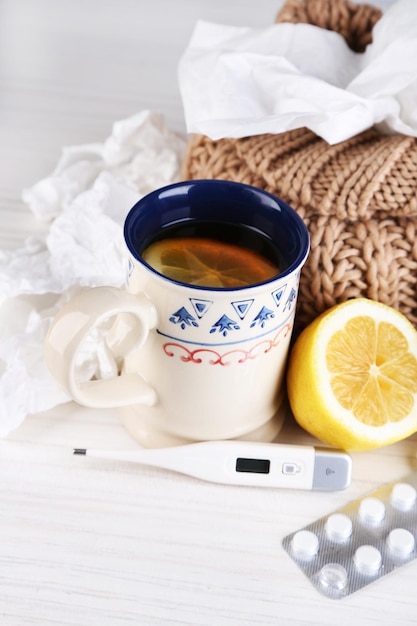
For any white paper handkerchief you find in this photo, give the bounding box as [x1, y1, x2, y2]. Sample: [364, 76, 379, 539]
[0, 110, 186, 436]
[178, 0, 417, 144]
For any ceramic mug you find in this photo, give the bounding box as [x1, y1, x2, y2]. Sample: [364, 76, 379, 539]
[44, 180, 309, 447]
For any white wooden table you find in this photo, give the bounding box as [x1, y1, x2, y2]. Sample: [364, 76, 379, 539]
[2, 1, 416, 624]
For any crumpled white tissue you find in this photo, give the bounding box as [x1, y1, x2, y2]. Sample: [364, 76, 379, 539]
[178, 0, 417, 144]
[0, 110, 186, 436]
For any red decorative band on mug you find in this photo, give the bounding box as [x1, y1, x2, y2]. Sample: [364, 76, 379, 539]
[162, 323, 292, 366]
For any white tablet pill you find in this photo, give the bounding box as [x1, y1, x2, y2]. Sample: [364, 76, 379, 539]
[325, 513, 353, 542]
[387, 528, 415, 558]
[358, 497, 385, 524]
[291, 530, 319, 558]
[318, 563, 348, 591]
[353, 545, 382, 576]
[390, 483, 417, 511]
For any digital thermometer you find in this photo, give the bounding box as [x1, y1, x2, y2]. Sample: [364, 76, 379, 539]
[74, 440, 352, 491]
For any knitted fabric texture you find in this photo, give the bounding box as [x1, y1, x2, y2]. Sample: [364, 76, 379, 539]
[181, 0, 417, 332]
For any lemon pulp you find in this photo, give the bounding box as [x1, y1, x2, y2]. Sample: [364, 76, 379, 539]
[327, 316, 417, 426]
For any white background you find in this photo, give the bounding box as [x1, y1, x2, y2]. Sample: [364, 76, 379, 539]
[2, 1, 416, 625]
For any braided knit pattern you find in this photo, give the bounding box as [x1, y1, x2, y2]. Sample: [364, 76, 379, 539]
[181, 0, 417, 332]
[275, 0, 381, 52]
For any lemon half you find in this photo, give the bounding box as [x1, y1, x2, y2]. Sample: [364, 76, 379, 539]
[287, 298, 417, 451]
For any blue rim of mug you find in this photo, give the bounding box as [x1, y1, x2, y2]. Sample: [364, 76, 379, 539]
[124, 179, 310, 291]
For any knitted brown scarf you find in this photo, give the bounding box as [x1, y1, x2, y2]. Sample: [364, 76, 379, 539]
[182, 0, 417, 333]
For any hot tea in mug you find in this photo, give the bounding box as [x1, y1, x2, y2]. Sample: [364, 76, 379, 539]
[141, 221, 283, 288]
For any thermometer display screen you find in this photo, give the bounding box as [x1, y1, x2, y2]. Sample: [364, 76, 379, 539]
[235, 458, 270, 474]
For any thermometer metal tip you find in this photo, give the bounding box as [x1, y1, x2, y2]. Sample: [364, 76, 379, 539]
[72, 440, 352, 491]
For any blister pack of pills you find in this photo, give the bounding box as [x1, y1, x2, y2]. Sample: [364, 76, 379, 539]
[282, 471, 417, 599]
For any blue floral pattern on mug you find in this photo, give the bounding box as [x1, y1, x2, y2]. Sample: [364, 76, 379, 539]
[169, 307, 198, 330]
[210, 314, 240, 337]
[283, 287, 297, 311]
[166, 277, 299, 341]
[250, 306, 275, 329]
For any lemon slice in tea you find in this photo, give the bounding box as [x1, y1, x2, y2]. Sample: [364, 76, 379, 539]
[142, 237, 279, 288]
[286, 298, 417, 451]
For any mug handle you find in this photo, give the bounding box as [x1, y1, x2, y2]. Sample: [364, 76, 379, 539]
[44, 286, 158, 408]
